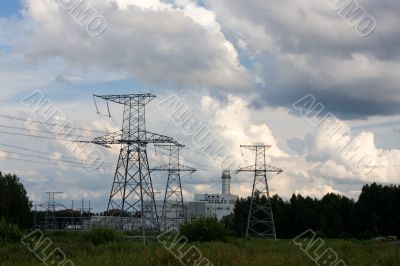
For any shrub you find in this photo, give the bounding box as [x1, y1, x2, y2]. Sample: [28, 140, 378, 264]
[0, 217, 23, 242]
[83, 227, 126, 245]
[179, 217, 228, 242]
[357, 231, 375, 240]
[338, 232, 354, 239]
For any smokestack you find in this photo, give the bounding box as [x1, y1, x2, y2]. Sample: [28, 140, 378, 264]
[222, 170, 231, 195]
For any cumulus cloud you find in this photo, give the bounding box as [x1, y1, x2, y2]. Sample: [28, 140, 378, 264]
[200, 95, 287, 158]
[193, 95, 400, 198]
[17, 0, 252, 90]
[205, 0, 400, 118]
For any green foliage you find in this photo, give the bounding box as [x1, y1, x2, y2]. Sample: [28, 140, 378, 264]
[0, 172, 32, 229]
[356, 231, 375, 240]
[83, 227, 127, 245]
[0, 217, 23, 242]
[229, 183, 400, 239]
[179, 217, 228, 242]
[0, 234, 399, 265]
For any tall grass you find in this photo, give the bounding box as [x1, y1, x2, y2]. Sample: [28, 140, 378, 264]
[0, 217, 23, 243]
[0, 231, 398, 265]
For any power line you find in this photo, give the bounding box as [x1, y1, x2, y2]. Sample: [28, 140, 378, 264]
[0, 142, 113, 165]
[0, 148, 113, 168]
[1, 156, 113, 171]
[0, 147, 114, 167]
[0, 52, 133, 92]
[0, 124, 93, 138]
[0, 130, 87, 142]
[0, 114, 109, 134]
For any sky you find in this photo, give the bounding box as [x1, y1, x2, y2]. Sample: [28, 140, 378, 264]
[0, 0, 399, 211]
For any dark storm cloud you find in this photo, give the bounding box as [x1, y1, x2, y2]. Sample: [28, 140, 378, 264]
[207, 0, 400, 119]
[254, 71, 400, 120]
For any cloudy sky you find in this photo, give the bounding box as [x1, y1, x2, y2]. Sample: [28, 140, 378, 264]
[0, 0, 399, 211]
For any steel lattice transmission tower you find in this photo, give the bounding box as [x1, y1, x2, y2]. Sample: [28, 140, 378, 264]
[235, 145, 283, 239]
[41, 192, 63, 229]
[89, 94, 179, 233]
[152, 144, 196, 230]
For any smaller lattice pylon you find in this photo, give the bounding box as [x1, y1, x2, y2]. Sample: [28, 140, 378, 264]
[235, 145, 283, 239]
[152, 144, 196, 230]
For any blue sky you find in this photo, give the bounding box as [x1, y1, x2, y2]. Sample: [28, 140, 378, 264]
[0, 0, 21, 17]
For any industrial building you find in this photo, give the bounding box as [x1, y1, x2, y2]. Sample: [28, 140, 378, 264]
[89, 170, 238, 230]
[187, 170, 238, 220]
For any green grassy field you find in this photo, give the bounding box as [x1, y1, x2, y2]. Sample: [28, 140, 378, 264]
[0, 232, 399, 266]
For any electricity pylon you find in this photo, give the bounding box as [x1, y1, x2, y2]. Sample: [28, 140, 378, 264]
[87, 94, 179, 240]
[152, 144, 196, 230]
[41, 192, 63, 229]
[235, 145, 283, 239]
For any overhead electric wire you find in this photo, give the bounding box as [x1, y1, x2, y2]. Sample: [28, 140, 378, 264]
[0, 124, 95, 139]
[2, 156, 113, 171]
[0, 52, 133, 92]
[0, 147, 113, 169]
[0, 130, 87, 142]
[0, 114, 109, 134]
[0, 149, 113, 168]
[0, 142, 115, 166]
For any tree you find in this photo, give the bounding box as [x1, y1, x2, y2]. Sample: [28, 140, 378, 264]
[179, 217, 228, 242]
[231, 197, 251, 237]
[356, 183, 400, 237]
[230, 183, 400, 239]
[0, 172, 32, 228]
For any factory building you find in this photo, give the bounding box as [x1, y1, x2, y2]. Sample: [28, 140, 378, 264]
[89, 170, 238, 230]
[187, 170, 238, 220]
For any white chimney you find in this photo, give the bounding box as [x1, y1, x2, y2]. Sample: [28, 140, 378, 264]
[222, 170, 231, 195]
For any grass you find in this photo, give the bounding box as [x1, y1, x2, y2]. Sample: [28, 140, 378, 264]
[0, 231, 399, 265]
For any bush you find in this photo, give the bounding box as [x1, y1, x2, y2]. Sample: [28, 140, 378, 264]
[357, 231, 375, 240]
[179, 217, 228, 242]
[338, 232, 354, 239]
[0, 217, 23, 242]
[83, 227, 126, 245]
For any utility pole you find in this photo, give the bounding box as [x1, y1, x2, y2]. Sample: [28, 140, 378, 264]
[152, 144, 196, 230]
[235, 145, 283, 239]
[86, 94, 179, 242]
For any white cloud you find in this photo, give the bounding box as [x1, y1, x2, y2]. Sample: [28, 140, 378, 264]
[17, 0, 252, 91]
[195, 95, 400, 198]
[201, 95, 287, 158]
[206, 0, 400, 118]
[294, 185, 341, 198]
[0, 150, 7, 159]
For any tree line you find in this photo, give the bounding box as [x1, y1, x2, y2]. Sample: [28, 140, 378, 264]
[1, 171, 399, 239]
[222, 183, 400, 239]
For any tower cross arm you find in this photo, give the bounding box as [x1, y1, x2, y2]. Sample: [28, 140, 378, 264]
[78, 131, 179, 147]
[154, 144, 185, 150]
[151, 164, 196, 173]
[240, 145, 271, 152]
[94, 93, 156, 105]
[235, 165, 284, 174]
[77, 131, 123, 148]
[144, 131, 179, 145]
